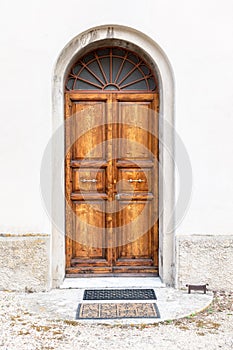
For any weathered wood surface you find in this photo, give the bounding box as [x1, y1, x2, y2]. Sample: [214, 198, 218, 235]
[65, 93, 159, 275]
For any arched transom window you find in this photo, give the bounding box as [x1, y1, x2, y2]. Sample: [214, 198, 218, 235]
[65, 47, 158, 92]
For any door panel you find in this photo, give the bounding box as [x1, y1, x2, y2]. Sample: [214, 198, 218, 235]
[73, 101, 107, 160]
[72, 168, 106, 193]
[65, 92, 159, 276]
[73, 201, 107, 259]
[116, 201, 151, 257]
[65, 94, 112, 274]
[112, 94, 158, 274]
[118, 169, 151, 192]
[117, 101, 153, 160]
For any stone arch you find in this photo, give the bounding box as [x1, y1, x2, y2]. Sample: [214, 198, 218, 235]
[51, 25, 175, 287]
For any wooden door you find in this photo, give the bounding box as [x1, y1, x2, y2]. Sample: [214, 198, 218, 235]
[65, 92, 159, 276]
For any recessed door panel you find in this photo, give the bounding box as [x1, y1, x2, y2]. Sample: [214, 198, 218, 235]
[72, 168, 106, 193]
[73, 101, 106, 160]
[117, 102, 152, 160]
[73, 201, 106, 259]
[118, 169, 151, 192]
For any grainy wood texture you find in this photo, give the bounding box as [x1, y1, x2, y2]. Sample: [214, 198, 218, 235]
[65, 93, 159, 276]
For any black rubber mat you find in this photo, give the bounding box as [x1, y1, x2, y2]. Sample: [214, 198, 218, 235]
[83, 289, 157, 300]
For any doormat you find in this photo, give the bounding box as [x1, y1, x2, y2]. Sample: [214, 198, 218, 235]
[83, 289, 157, 300]
[76, 303, 160, 319]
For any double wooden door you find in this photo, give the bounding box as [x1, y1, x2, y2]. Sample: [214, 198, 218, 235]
[65, 93, 159, 276]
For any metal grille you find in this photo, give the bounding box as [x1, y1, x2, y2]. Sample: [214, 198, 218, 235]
[83, 289, 157, 300]
[65, 47, 158, 92]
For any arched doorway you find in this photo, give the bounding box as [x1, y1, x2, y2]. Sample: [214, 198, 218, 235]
[65, 47, 159, 276]
[51, 25, 175, 286]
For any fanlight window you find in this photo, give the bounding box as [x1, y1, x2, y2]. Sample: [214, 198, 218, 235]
[65, 47, 158, 91]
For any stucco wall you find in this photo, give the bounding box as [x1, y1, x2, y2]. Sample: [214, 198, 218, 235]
[0, 0, 232, 236]
[0, 234, 51, 292]
[176, 234, 233, 291]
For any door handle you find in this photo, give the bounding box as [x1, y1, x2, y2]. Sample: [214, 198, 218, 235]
[128, 179, 144, 183]
[80, 178, 98, 183]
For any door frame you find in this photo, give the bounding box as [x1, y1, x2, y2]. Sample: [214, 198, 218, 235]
[51, 25, 175, 287]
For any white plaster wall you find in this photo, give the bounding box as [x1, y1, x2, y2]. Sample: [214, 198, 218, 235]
[0, 0, 233, 236]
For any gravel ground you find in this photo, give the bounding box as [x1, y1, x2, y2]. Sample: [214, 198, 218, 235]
[0, 291, 232, 350]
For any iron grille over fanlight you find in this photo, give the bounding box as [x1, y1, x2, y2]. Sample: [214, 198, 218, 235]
[66, 47, 158, 92]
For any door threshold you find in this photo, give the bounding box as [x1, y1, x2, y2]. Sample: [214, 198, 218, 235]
[60, 277, 166, 289]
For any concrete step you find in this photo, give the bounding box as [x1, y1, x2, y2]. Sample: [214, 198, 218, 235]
[60, 277, 166, 289]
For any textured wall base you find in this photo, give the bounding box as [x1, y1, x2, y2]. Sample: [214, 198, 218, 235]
[176, 234, 233, 291]
[0, 234, 50, 292]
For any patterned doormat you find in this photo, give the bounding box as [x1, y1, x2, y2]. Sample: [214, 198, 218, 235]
[76, 303, 160, 319]
[83, 289, 157, 300]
